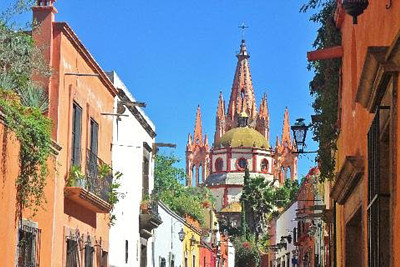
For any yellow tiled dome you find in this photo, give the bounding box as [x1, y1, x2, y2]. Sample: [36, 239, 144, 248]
[215, 127, 269, 149]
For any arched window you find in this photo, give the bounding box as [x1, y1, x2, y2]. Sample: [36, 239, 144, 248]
[191, 165, 195, 187]
[215, 158, 224, 172]
[199, 165, 203, 184]
[236, 158, 247, 171]
[287, 167, 291, 180]
[260, 159, 269, 173]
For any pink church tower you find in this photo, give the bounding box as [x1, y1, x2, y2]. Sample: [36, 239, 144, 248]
[186, 105, 210, 186]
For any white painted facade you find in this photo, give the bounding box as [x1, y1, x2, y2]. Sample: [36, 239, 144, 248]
[107, 71, 156, 267]
[153, 201, 184, 267]
[227, 241, 235, 267]
[275, 201, 298, 267]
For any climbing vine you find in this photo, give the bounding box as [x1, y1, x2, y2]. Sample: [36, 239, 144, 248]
[302, 0, 342, 181]
[0, 89, 52, 217]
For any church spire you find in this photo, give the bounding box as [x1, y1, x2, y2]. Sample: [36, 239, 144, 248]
[186, 105, 210, 187]
[193, 105, 203, 145]
[274, 107, 298, 184]
[281, 107, 292, 146]
[256, 92, 270, 143]
[226, 39, 257, 130]
[214, 91, 226, 145]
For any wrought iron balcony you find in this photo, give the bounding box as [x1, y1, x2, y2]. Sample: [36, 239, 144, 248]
[64, 149, 113, 213]
[85, 149, 113, 202]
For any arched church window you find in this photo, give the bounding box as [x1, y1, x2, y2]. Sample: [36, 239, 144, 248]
[241, 89, 245, 101]
[215, 158, 223, 172]
[261, 159, 269, 173]
[236, 158, 247, 171]
[191, 165, 195, 187]
[287, 167, 291, 179]
[199, 165, 203, 183]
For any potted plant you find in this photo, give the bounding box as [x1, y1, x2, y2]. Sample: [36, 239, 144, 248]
[140, 195, 150, 213]
[67, 165, 85, 187]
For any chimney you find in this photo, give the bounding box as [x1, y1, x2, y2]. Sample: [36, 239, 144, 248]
[32, 0, 57, 65]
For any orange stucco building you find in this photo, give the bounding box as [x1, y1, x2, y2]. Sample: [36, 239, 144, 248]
[317, 0, 400, 266]
[0, 0, 117, 265]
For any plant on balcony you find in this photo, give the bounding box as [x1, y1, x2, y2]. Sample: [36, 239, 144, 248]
[67, 165, 85, 187]
[140, 194, 150, 213]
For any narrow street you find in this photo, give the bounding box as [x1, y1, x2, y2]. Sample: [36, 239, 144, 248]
[0, 0, 398, 266]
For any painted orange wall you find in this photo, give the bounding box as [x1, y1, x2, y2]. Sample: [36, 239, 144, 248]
[336, 0, 400, 266]
[0, 122, 57, 266]
[47, 20, 115, 267]
[0, 4, 117, 266]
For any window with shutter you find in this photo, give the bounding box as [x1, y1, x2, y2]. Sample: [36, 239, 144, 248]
[71, 102, 82, 166]
[367, 106, 390, 267]
[17, 224, 41, 267]
[90, 119, 99, 156]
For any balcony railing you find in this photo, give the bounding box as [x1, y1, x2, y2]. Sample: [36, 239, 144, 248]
[65, 149, 114, 212]
[139, 190, 162, 239]
[83, 149, 113, 203]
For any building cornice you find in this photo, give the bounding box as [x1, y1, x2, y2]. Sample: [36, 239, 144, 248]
[53, 22, 118, 97]
[330, 156, 364, 204]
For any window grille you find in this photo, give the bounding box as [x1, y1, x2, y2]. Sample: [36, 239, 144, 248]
[100, 250, 108, 267]
[367, 107, 390, 267]
[84, 243, 94, 267]
[17, 224, 41, 267]
[66, 239, 79, 267]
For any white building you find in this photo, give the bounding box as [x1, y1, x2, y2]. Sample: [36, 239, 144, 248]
[153, 201, 185, 267]
[227, 241, 235, 267]
[107, 71, 160, 267]
[275, 201, 298, 267]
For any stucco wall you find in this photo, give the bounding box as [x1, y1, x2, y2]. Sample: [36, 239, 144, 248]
[336, 1, 400, 266]
[153, 202, 184, 267]
[275, 201, 298, 266]
[0, 122, 57, 267]
[108, 71, 156, 267]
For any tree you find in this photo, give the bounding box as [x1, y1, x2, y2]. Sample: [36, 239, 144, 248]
[241, 169, 275, 241]
[274, 179, 300, 209]
[154, 154, 214, 225]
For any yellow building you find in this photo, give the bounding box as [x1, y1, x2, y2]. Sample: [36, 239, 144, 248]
[182, 216, 201, 267]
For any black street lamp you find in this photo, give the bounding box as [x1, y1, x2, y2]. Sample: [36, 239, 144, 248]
[291, 118, 318, 154]
[291, 118, 308, 153]
[178, 228, 185, 242]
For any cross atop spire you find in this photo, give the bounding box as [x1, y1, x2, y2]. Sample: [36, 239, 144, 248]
[238, 22, 249, 40]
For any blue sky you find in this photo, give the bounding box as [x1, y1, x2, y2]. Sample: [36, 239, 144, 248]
[3, 0, 320, 178]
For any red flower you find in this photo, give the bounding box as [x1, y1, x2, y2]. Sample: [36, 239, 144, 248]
[242, 242, 251, 250]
